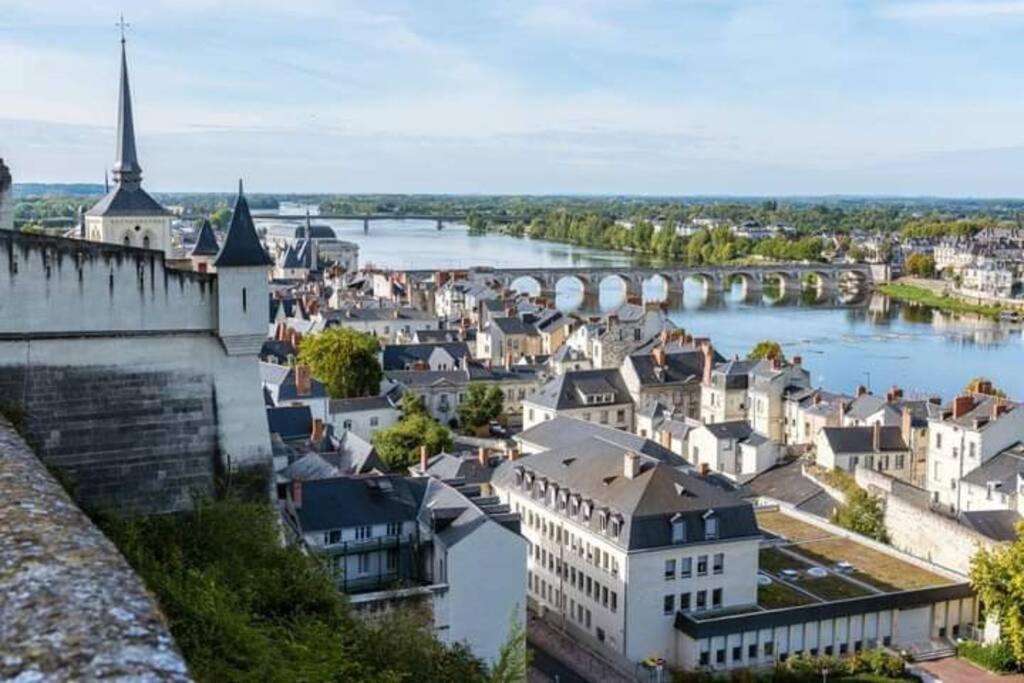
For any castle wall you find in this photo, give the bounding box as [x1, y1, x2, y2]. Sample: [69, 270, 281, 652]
[0, 231, 271, 514]
[2, 231, 215, 335]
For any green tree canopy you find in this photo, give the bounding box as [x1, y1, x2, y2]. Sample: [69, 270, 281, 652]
[971, 523, 1024, 665]
[747, 340, 785, 362]
[964, 377, 1007, 398]
[905, 252, 936, 278]
[209, 207, 232, 230]
[458, 384, 505, 432]
[298, 328, 382, 399]
[373, 395, 453, 470]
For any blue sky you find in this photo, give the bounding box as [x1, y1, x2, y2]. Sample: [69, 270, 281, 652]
[4, 0, 1024, 195]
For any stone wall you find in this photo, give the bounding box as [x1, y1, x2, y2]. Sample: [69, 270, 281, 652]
[0, 416, 191, 680]
[0, 158, 11, 232]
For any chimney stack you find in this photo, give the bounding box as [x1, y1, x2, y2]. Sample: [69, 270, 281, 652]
[993, 397, 1009, 419]
[901, 406, 913, 445]
[311, 418, 325, 443]
[295, 364, 312, 397]
[291, 479, 303, 508]
[419, 444, 430, 473]
[624, 451, 642, 480]
[700, 341, 714, 386]
[652, 345, 666, 368]
[952, 395, 975, 420]
[699, 462, 710, 477]
[508, 447, 520, 462]
[478, 446, 489, 467]
[792, 355, 802, 366]
[856, 385, 868, 397]
[872, 422, 881, 452]
[886, 385, 903, 403]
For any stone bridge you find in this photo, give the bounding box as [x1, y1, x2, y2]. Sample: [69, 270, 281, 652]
[409, 263, 883, 298]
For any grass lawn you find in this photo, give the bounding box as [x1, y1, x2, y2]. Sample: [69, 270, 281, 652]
[756, 510, 837, 544]
[758, 581, 818, 610]
[794, 538, 950, 591]
[800, 574, 875, 601]
[759, 547, 812, 574]
[878, 282, 1003, 319]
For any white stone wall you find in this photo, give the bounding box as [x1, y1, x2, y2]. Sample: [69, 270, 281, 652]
[85, 214, 172, 256]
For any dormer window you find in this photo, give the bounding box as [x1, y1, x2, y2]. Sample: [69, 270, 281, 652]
[671, 513, 687, 544]
[582, 501, 592, 521]
[558, 489, 568, 511]
[704, 511, 719, 540]
[570, 495, 580, 517]
[514, 467, 524, 486]
[610, 515, 622, 538]
[547, 484, 557, 508]
[598, 510, 609, 533]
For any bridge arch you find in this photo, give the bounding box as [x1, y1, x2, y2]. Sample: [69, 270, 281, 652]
[509, 275, 544, 296]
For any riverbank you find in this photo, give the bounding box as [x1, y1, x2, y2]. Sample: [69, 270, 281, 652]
[878, 281, 1005, 319]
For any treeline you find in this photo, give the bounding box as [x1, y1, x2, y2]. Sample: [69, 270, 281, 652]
[520, 211, 824, 265]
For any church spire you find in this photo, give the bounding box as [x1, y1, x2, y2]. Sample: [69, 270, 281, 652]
[112, 23, 142, 190]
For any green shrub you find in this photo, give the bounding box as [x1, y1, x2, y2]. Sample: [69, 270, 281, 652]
[958, 640, 1018, 673]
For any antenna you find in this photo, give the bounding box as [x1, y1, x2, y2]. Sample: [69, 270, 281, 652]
[116, 13, 130, 44]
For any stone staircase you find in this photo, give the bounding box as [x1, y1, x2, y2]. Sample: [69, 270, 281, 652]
[906, 639, 956, 662]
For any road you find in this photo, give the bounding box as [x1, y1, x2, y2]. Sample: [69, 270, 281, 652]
[529, 644, 591, 683]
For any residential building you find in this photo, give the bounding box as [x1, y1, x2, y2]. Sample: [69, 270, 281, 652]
[477, 315, 543, 363]
[747, 357, 811, 444]
[328, 395, 400, 442]
[261, 362, 329, 421]
[701, 358, 760, 425]
[492, 438, 760, 667]
[522, 368, 633, 431]
[621, 339, 721, 420]
[815, 423, 912, 479]
[688, 421, 778, 483]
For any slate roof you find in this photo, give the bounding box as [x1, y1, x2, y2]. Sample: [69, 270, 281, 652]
[295, 476, 426, 531]
[414, 452, 497, 485]
[493, 438, 759, 551]
[384, 369, 470, 388]
[527, 368, 631, 410]
[329, 395, 396, 414]
[260, 362, 327, 401]
[490, 316, 539, 337]
[267, 405, 313, 441]
[628, 347, 723, 386]
[935, 395, 1020, 430]
[215, 181, 273, 267]
[515, 416, 683, 465]
[710, 359, 762, 390]
[86, 184, 171, 217]
[820, 426, 909, 454]
[959, 510, 1022, 542]
[962, 442, 1024, 489]
[190, 219, 220, 256]
[844, 394, 888, 422]
[381, 342, 471, 371]
[702, 421, 754, 441]
[741, 459, 841, 520]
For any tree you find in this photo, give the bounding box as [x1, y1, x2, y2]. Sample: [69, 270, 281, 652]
[905, 253, 936, 278]
[209, 207, 232, 230]
[458, 384, 505, 432]
[964, 377, 1007, 398]
[488, 609, 529, 683]
[832, 488, 888, 543]
[373, 397, 453, 470]
[747, 340, 785, 362]
[971, 524, 1024, 666]
[298, 328, 382, 399]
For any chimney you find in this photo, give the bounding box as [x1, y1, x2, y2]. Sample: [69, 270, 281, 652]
[660, 429, 672, 448]
[952, 395, 975, 419]
[812, 392, 821, 405]
[856, 385, 867, 397]
[872, 422, 881, 452]
[792, 355, 802, 366]
[699, 462, 710, 477]
[652, 345, 666, 368]
[993, 397, 1009, 419]
[291, 479, 303, 508]
[700, 341, 714, 386]
[419, 444, 430, 473]
[478, 447, 489, 468]
[771, 355, 781, 371]
[886, 385, 903, 403]
[624, 451, 642, 480]
[901, 406, 913, 444]
[295, 364, 312, 397]
[505, 352, 514, 370]
[508, 447, 520, 462]
[311, 418, 325, 442]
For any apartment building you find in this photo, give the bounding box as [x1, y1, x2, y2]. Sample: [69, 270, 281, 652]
[522, 368, 634, 431]
[492, 438, 760, 667]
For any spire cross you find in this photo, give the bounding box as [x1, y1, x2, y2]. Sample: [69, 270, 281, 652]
[116, 14, 130, 44]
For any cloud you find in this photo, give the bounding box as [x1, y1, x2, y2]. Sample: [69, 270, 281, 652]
[882, 1, 1024, 20]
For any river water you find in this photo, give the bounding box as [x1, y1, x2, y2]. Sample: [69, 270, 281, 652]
[257, 215, 1024, 400]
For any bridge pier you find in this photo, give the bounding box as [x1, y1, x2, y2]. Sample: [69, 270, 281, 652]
[363, 218, 369, 233]
[436, 219, 443, 231]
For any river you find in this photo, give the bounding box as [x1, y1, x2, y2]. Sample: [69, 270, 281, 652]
[257, 214, 1024, 400]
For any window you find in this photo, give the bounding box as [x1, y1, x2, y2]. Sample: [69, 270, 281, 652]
[596, 627, 605, 643]
[764, 641, 774, 656]
[585, 609, 591, 629]
[242, 287, 248, 313]
[610, 516, 621, 538]
[582, 412, 591, 422]
[680, 557, 692, 578]
[616, 409, 625, 423]
[713, 553, 724, 574]
[343, 420, 353, 430]
[123, 234, 131, 246]
[679, 592, 690, 611]
[696, 590, 707, 611]
[355, 526, 372, 540]
[600, 410, 609, 424]
[325, 530, 341, 545]
[697, 555, 708, 576]
[969, 442, 977, 458]
[142, 234, 150, 249]
[748, 643, 757, 659]
[602, 586, 608, 608]
[664, 559, 676, 579]
[386, 522, 401, 536]
[357, 553, 370, 574]
[712, 588, 722, 609]
[610, 591, 617, 612]
[386, 548, 398, 570]
[704, 515, 719, 540]
[663, 594, 675, 615]
[716, 649, 725, 664]
[671, 516, 686, 543]
[370, 417, 379, 427]
[598, 510, 608, 533]
[699, 652, 709, 666]
[936, 433, 942, 448]
[732, 646, 742, 662]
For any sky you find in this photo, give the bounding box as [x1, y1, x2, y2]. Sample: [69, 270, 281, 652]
[4, 0, 1024, 196]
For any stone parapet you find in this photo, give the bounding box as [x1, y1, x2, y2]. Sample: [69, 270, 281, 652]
[0, 416, 192, 681]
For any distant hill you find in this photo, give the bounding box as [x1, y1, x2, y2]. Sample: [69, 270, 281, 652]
[14, 183, 106, 198]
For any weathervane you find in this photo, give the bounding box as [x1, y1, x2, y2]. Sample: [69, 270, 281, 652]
[116, 13, 130, 44]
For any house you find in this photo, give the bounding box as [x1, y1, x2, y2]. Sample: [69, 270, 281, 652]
[491, 439, 761, 668]
[434, 279, 499, 324]
[565, 304, 675, 370]
[260, 362, 329, 421]
[927, 394, 1024, 514]
[323, 307, 441, 344]
[381, 342, 472, 372]
[548, 344, 593, 375]
[514, 415, 684, 464]
[815, 423, 912, 479]
[701, 358, 761, 424]
[783, 388, 850, 447]
[285, 474, 526, 664]
[747, 357, 811, 444]
[622, 338, 721, 420]
[328, 395, 400, 442]
[476, 315, 542, 363]
[959, 442, 1024, 513]
[534, 309, 576, 354]
[635, 401, 695, 459]
[410, 447, 503, 495]
[522, 368, 634, 431]
[688, 421, 778, 483]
